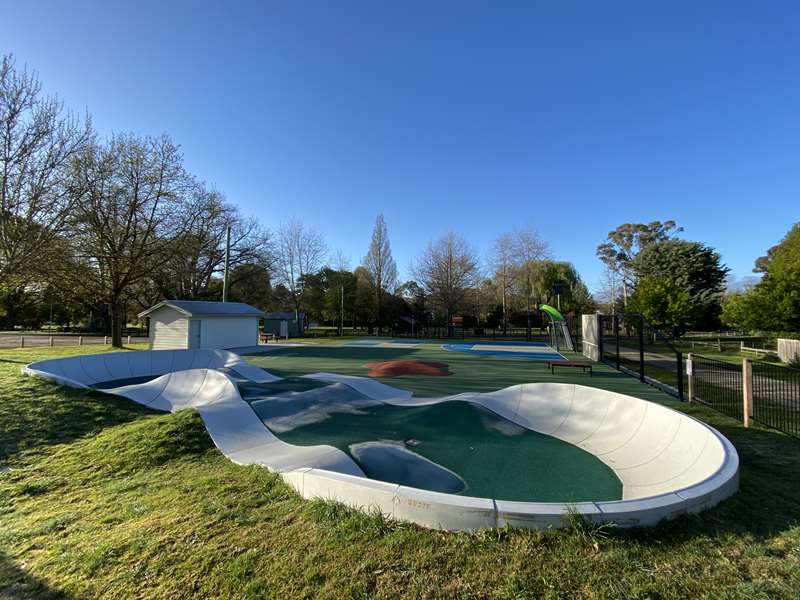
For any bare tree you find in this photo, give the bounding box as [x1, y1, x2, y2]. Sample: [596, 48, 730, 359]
[68, 133, 192, 347]
[511, 228, 550, 339]
[595, 267, 620, 313]
[150, 183, 272, 302]
[412, 232, 479, 332]
[0, 54, 92, 289]
[363, 214, 397, 331]
[274, 218, 327, 324]
[490, 232, 515, 335]
[332, 249, 350, 336]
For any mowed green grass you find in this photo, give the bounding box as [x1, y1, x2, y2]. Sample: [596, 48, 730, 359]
[0, 343, 798, 598]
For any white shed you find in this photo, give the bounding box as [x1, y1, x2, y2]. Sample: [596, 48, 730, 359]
[138, 300, 264, 350]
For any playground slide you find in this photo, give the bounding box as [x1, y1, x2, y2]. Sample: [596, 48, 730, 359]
[539, 304, 576, 352]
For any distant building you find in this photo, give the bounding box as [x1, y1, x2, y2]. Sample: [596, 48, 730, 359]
[263, 312, 305, 338]
[138, 300, 264, 350]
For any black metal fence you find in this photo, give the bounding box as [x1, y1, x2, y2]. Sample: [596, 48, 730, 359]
[752, 361, 800, 438]
[685, 354, 800, 439]
[598, 313, 685, 400]
[392, 317, 584, 349]
[691, 355, 743, 422]
[392, 326, 548, 341]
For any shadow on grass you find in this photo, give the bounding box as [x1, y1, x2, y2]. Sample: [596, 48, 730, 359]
[0, 377, 158, 464]
[0, 550, 72, 599]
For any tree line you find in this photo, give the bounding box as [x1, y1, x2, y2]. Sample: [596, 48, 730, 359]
[0, 55, 595, 346]
[0, 55, 272, 345]
[594, 218, 800, 339]
[594, 220, 729, 336]
[4, 55, 794, 345]
[721, 223, 800, 335]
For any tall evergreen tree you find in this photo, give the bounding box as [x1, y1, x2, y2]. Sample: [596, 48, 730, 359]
[596, 221, 683, 306]
[633, 239, 728, 330]
[363, 214, 397, 330]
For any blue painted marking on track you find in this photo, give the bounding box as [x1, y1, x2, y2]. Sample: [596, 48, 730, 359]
[345, 339, 420, 346]
[450, 340, 550, 347]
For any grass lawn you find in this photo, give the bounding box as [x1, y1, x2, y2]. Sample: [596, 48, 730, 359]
[1, 343, 799, 598]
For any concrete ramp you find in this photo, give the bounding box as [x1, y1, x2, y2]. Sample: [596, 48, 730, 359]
[23, 349, 738, 531]
[23, 352, 361, 478]
[107, 369, 363, 477]
[22, 348, 281, 388]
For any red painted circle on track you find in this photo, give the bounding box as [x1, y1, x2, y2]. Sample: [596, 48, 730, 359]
[362, 360, 452, 378]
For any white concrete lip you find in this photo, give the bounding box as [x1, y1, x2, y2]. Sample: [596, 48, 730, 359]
[23, 349, 739, 532]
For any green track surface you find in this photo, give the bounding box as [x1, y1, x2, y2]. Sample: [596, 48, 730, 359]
[242, 378, 622, 502]
[238, 341, 676, 502]
[245, 340, 675, 403]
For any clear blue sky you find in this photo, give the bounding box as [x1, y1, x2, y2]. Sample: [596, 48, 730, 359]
[3, 1, 798, 292]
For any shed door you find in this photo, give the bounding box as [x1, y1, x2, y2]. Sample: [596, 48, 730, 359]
[189, 320, 202, 349]
[279, 320, 289, 338]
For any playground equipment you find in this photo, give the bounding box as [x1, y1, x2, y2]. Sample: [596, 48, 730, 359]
[539, 304, 575, 352]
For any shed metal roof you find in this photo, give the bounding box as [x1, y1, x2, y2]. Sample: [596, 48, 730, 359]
[138, 300, 264, 318]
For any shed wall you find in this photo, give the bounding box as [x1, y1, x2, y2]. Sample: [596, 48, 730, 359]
[199, 317, 259, 349]
[149, 307, 189, 350]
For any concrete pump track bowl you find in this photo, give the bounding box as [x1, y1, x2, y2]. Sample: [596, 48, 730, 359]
[22, 348, 739, 532]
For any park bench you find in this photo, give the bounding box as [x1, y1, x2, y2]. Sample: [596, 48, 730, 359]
[259, 332, 276, 344]
[546, 360, 593, 376]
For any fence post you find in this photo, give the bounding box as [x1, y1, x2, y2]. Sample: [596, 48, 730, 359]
[20, 336, 24, 348]
[614, 315, 620, 371]
[78, 336, 83, 346]
[127, 335, 131, 345]
[742, 358, 753, 428]
[598, 316, 604, 359]
[49, 335, 54, 347]
[104, 335, 108, 345]
[638, 316, 645, 381]
[676, 351, 684, 401]
[687, 353, 694, 403]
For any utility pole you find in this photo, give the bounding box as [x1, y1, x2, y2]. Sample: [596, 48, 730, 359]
[553, 282, 564, 312]
[222, 225, 231, 302]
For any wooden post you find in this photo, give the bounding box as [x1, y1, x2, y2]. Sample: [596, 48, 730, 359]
[742, 358, 753, 428]
[687, 353, 694, 403]
[20, 336, 24, 348]
[104, 335, 108, 345]
[127, 335, 131, 345]
[78, 336, 83, 346]
[49, 336, 54, 347]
